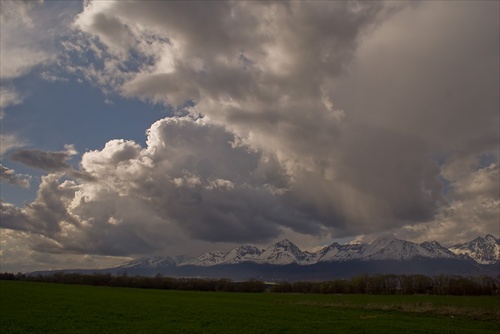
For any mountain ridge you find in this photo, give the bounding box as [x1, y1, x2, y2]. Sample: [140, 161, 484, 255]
[449, 234, 499, 264]
[29, 235, 499, 281]
[123, 234, 499, 268]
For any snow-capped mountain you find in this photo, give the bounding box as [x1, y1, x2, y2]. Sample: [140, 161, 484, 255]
[182, 251, 226, 266]
[33, 235, 499, 280]
[317, 242, 364, 262]
[356, 237, 454, 261]
[219, 245, 262, 264]
[180, 240, 316, 266]
[112, 234, 499, 273]
[360, 237, 420, 260]
[114, 256, 176, 269]
[255, 239, 311, 265]
[419, 240, 459, 259]
[449, 234, 500, 264]
[173, 255, 194, 265]
[317, 238, 460, 262]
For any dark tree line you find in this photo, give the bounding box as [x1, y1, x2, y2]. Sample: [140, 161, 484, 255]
[1, 272, 498, 295]
[270, 274, 500, 295]
[0, 272, 266, 293]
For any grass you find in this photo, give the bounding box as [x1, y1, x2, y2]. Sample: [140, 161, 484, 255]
[1, 280, 499, 333]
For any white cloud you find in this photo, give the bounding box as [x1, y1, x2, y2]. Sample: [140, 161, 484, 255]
[0, 47, 51, 80]
[0, 0, 42, 27]
[451, 164, 499, 199]
[0, 86, 23, 111]
[2, 117, 303, 256]
[0, 0, 53, 79]
[0, 133, 26, 157]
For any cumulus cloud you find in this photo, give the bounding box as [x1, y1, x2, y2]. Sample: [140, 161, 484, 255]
[1, 1, 498, 261]
[1, 117, 308, 255]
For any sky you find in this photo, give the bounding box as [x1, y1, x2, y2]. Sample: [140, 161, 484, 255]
[0, 0, 498, 273]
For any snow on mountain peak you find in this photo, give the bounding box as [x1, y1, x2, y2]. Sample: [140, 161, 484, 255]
[256, 239, 310, 265]
[118, 235, 499, 269]
[361, 237, 418, 260]
[274, 239, 296, 249]
[449, 234, 500, 264]
[173, 255, 194, 265]
[115, 256, 176, 269]
[220, 245, 262, 264]
[419, 241, 457, 259]
[182, 250, 226, 266]
[318, 237, 460, 262]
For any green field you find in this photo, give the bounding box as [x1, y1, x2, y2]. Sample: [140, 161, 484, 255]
[1, 281, 498, 333]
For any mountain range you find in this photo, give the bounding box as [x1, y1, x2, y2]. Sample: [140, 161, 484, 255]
[148, 234, 499, 267]
[32, 235, 499, 281]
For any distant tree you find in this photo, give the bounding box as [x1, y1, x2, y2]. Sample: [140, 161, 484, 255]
[239, 279, 266, 293]
[271, 281, 292, 293]
[11, 271, 499, 295]
[349, 274, 369, 294]
[0, 272, 16, 280]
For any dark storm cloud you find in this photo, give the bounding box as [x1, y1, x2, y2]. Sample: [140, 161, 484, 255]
[0, 200, 31, 231]
[10, 148, 73, 172]
[328, 1, 499, 242]
[8, 147, 96, 181]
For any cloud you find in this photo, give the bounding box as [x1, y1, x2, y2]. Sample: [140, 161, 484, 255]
[0, 0, 43, 27]
[0, 200, 31, 231]
[76, 1, 496, 239]
[0, 86, 23, 112]
[0, 0, 81, 126]
[0, 164, 30, 188]
[69, 1, 390, 106]
[1, 174, 80, 234]
[9, 146, 76, 172]
[0, 0, 53, 79]
[0, 133, 26, 157]
[330, 1, 499, 243]
[1, 117, 303, 256]
[1, 1, 498, 262]
[8, 145, 95, 181]
[0, 228, 132, 272]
